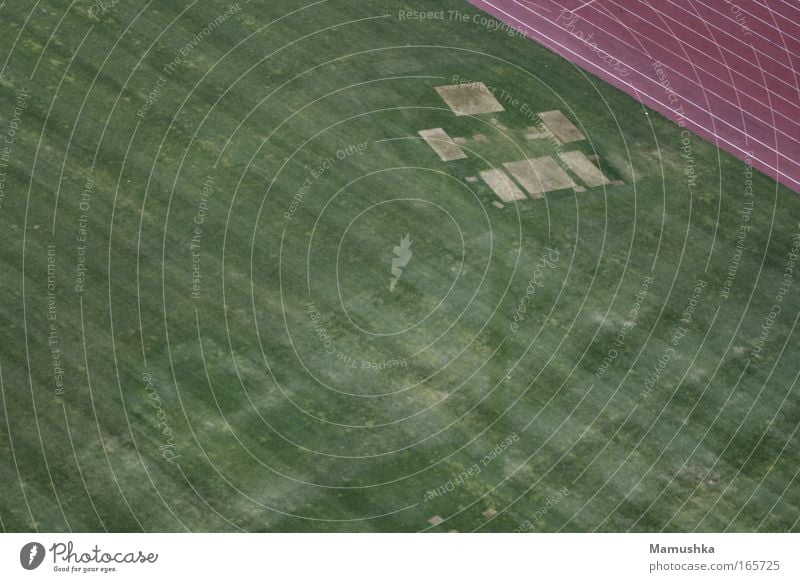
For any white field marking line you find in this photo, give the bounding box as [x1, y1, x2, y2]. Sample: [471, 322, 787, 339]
[666, 0, 800, 55]
[608, 0, 800, 116]
[569, 0, 800, 139]
[751, 0, 800, 119]
[658, 0, 800, 106]
[543, 0, 800, 112]
[768, 0, 800, 21]
[693, 0, 800, 49]
[645, 0, 755, 281]
[571, 0, 597, 12]
[604, 0, 800, 130]
[480, 0, 800, 190]
[516, 0, 551, 13]
[504, 0, 800, 149]
[614, 0, 800, 75]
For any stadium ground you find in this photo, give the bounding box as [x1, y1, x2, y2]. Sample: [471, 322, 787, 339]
[0, 0, 798, 532]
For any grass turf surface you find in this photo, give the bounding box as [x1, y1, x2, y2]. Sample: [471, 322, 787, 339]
[0, 0, 798, 532]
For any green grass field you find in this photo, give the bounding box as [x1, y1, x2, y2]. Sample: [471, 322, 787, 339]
[0, 0, 798, 532]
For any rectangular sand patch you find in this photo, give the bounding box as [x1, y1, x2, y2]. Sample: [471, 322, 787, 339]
[435, 82, 505, 116]
[559, 151, 611, 187]
[504, 156, 574, 198]
[538, 110, 585, 143]
[418, 128, 467, 161]
[479, 169, 527, 202]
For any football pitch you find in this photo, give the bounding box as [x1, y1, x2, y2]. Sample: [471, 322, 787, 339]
[0, 0, 798, 532]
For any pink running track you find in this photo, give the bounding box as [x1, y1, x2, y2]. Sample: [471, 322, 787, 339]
[469, 0, 800, 193]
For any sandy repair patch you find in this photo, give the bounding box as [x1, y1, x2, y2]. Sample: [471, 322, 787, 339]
[526, 125, 548, 140]
[435, 82, 505, 116]
[418, 128, 468, 161]
[559, 151, 611, 187]
[504, 156, 574, 198]
[480, 168, 527, 202]
[538, 110, 585, 143]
